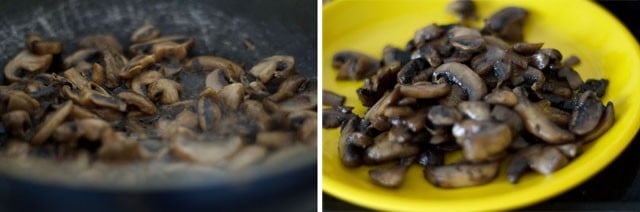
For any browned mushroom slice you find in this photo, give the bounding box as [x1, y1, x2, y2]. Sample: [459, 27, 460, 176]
[399, 81, 451, 99]
[78, 34, 123, 53]
[69, 104, 99, 120]
[117, 91, 158, 115]
[227, 145, 268, 170]
[2, 110, 31, 139]
[80, 87, 127, 112]
[52, 118, 111, 143]
[148, 78, 182, 105]
[569, 91, 604, 135]
[457, 101, 491, 121]
[433, 62, 487, 101]
[558, 67, 583, 90]
[197, 95, 222, 131]
[512, 42, 543, 55]
[102, 52, 128, 88]
[171, 136, 244, 164]
[448, 26, 485, 52]
[470, 46, 506, 76]
[323, 90, 346, 107]
[130, 24, 161, 43]
[25, 34, 62, 55]
[364, 87, 401, 122]
[482, 7, 529, 42]
[428, 105, 462, 126]
[521, 144, 569, 175]
[256, 131, 296, 148]
[447, 0, 477, 21]
[413, 24, 444, 46]
[452, 120, 512, 161]
[63, 67, 90, 88]
[296, 112, 318, 145]
[417, 148, 445, 166]
[219, 83, 245, 111]
[484, 89, 518, 106]
[63, 49, 100, 68]
[131, 71, 163, 96]
[535, 100, 571, 127]
[507, 153, 529, 184]
[151, 39, 194, 60]
[31, 100, 73, 144]
[120, 55, 156, 79]
[4, 50, 53, 82]
[424, 162, 499, 188]
[322, 106, 354, 129]
[187, 56, 245, 83]
[339, 117, 365, 167]
[277, 90, 317, 112]
[491, 105, 524, 135]
[555, 143, 581, 158]
[249, 55, 296, 83]
[513, 87, 575, 143]
[382, 45, 411, 66]
[365, 134, 419, 163]
[205, 69, 230, 93]
[369, 165, 410, 188]
[581, 101, 614, 143]
[270, 75, 306, 101]
[3, 90, 40, 114]
[98, 139, 150, 162]
[332, 51, 380, 80]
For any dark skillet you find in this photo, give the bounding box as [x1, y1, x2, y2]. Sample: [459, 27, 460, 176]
[0, 0, 317, 211]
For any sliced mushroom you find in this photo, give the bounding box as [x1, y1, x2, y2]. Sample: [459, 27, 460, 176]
[3, 90, 40, 114]
[513, 87, 575, 143]
[25, 34, 62, 55]
[120, 55, 156, 79]
[148, 78, 182, 105]
[171, 136, 244, 164]
[424, 162, 499, 188]
[130, 24, 161, 43]
[447, 0, 477, 21]
[558, 67, 583, 90]
[98, 139, 150, 162]
[555, 143, 581, 158]
[269, 75, 306, 101]
[227, 145, 268, 171]
[507, 153, 530, 184]
[63, 49, 100, 68]
[399, 81, 451, 99]
[428, 105, 462, 126]
[69, 104, 99, 120]
[569, 91, 604, 135]
[219, 83, 245, 111]
[448, 26, 485, 52]
[457, 101, 491, 121]
[433, 62, 487, 101]
[249, 55, 296, 83]
[205, 69, 229, 93]
[322, 106, 354, 129]
[484, 89, 517, 106]
[417, 148, 444, 166]
[131, 71, 163, 96]
[277, 90, 317, 113]
[332, 51, 380, 80]
[512, 42, 543, 55]
[187, 56, 245, 83]
[117, 91, 157, 115]
[491, 105, 524, 135]
[414, 24, 444, 46]
[581, 101, 614, 143]
[63, 67, 90, 88]
[4, 50, 53, 82]
[197, 95, 222, 131]
[369, 164, 410, 188]
[2, 110, 31, 139]
[102, 52, 128, 88]
[382, 46, 411, 66]
[470, 46, 505, 76]
[256, 131, 296, 149]
[322, 90, 346, 107]
[339, 117, 365, 167]
[482, 7, 529, 42]
[365, 134, 419, 163]
[31, 101, 73, 144]
[52, 118, 111, 143]
[521, 144, 569, 175]
[452, 120, 512, 161]
[151, 39, 193, 60]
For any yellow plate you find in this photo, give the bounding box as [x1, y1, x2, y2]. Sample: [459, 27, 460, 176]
[322, 0, 640, 211]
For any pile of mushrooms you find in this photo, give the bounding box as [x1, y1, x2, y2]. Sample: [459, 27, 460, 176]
[324, 1, 614, 189]
[1, 24, 316, 171]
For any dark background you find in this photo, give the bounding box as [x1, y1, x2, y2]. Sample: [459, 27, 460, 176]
[323, 1, 640, 211]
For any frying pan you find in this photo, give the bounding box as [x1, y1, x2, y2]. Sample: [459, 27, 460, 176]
[0, 0, 317, 211]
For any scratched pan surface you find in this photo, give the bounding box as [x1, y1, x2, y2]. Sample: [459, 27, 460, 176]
[0, 0, 316, 211]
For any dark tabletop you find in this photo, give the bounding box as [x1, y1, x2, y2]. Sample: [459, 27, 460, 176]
[323, 1, 640, 211]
